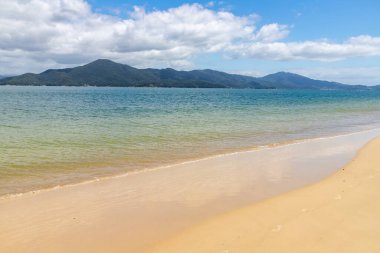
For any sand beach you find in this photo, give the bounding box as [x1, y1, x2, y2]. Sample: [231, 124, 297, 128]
[0, 130, 379, 253]
[148, 137, 380, 253]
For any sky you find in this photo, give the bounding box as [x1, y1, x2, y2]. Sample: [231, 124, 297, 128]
[1, 0, 380, 85]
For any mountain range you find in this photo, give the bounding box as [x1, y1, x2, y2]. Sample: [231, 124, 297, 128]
[0, 59, 375, 90]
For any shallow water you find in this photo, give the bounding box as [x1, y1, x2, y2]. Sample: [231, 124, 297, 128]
[1, 86, 380, 196]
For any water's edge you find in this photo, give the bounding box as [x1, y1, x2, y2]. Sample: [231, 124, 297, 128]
[2, 127, 379, 200]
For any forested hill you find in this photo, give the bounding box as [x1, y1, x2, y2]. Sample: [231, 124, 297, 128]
[0, 59, 370, 90]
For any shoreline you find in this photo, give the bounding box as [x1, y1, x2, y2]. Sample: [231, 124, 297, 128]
[2, 127, 380, 200]
[1, 129, 379, 253]
[147, 137, 380, 253]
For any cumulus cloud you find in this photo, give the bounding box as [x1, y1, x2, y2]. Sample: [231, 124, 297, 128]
[254, 24, 289, 42]
[0, 0, 257, 73]
[225, 37, 380, 61]
[0, 0, 380, 74]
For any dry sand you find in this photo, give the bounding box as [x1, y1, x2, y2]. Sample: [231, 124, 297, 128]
[147, 137, 380, 253]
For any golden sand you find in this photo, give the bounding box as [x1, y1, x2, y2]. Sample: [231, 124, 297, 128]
[147, 137, 380, 253]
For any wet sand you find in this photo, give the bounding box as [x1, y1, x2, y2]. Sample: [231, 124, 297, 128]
[0, 129, 379, 253]
[147, 137, 380, 253]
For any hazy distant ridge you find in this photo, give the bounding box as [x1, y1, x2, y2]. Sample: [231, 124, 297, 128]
[0, 59, 372, 90]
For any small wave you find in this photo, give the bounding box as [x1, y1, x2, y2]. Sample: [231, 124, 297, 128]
[0, 124, 22, 129]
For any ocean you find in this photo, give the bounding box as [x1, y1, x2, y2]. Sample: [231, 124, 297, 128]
[1, 86, 380, 196]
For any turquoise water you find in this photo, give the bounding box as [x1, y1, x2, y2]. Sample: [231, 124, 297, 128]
[1, 86, 380, 196]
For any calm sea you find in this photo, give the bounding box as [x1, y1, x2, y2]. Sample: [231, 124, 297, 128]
[1, 86, 380, 196]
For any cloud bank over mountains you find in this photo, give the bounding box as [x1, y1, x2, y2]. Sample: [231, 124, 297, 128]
[1, 0, 380, 77]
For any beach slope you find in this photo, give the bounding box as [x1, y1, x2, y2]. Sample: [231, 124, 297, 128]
[148, 137, 380, 253]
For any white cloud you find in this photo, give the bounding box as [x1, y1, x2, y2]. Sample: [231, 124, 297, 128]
[0, 1, 260, 73]
[0, 0, 380, 75]
[254, 24, 289, 42]
[225, 37, 380, 61]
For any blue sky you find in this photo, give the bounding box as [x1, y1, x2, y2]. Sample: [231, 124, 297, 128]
[91, 0, 380, 40]
[1, 0, 380, 84]
[90, 0, 380, 40]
